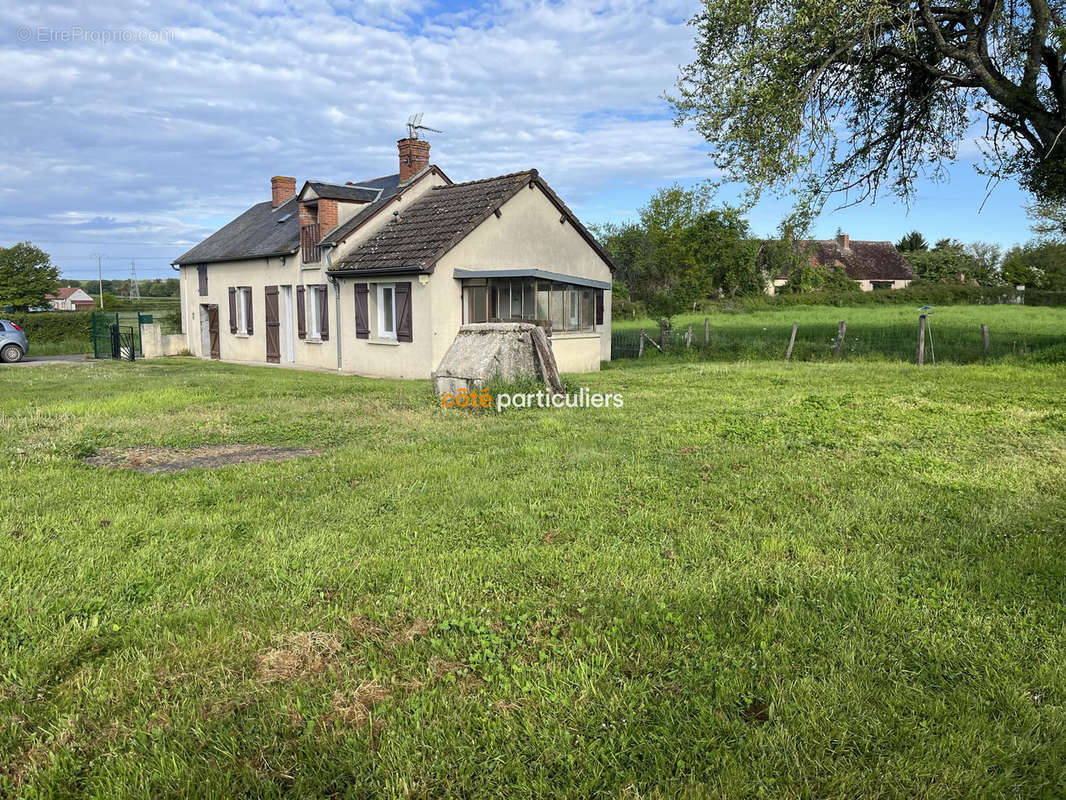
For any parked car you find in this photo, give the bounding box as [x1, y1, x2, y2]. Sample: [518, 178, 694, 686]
[0, 320, 29, 362]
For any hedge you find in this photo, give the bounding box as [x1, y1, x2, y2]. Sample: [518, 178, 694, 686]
[5, 311, 93, 344]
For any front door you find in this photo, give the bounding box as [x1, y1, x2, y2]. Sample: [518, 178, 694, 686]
[265, 285, 280, 363]
[207, 305, 220, 359]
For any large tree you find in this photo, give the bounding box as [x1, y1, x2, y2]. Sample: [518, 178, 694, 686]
[672, 1, 1066, 208]
[0, 242, 58, 311]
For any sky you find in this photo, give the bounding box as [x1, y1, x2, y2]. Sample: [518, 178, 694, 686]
[0, 0, 1041, 281]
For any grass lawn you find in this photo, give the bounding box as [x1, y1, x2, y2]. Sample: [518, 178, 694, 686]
[2, 358, 1065, 797]
[612, 304, 1066, 363]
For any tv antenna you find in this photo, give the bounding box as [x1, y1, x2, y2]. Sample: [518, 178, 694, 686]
[406, 112, 442, 140]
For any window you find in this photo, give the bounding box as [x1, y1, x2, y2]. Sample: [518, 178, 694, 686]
[197, 265, 208, 296]
[461, 277, 599, 332]
[378, 283, 396, 339]
[465, 280, 488, 323]
[870, 281, 893, 290]
[308, 285, 327, 339]
[236, 287, 251, 334]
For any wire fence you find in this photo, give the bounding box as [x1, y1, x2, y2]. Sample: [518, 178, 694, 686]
[612, 319, 1066, 364]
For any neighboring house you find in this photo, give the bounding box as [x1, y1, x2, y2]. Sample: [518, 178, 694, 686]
[769, 233, 914, 294]
[46, 287, 95, 311]
[172, 136, 613, 378]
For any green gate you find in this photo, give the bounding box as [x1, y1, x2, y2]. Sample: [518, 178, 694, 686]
[92, 312, 150, 359]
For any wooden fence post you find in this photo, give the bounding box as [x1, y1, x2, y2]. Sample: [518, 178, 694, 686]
[638, 329, 645, 358]
[833, 321, 847, 356]
[685, 324, 693, 348]
[704, 317, 710, 345]
[784, 321, 798, 362]
[917, 315, 927, 365]
[982, 323, 990, 355]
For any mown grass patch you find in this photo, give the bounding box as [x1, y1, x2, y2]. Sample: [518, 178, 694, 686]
[1, 358, 1065, 797]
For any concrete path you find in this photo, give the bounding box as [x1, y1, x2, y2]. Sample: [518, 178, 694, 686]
[5, 354, 94, 367]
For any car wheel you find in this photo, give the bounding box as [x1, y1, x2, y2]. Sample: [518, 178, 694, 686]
[0, 343, 24, 363]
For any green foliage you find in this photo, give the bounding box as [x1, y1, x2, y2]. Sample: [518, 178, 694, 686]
[671, 0, 1066, 208]
[0, 242, 59, 311]
[5, 311, 93, 348]
[782, 262, 860, 294]
[895, 231, 928, 252]
[1002, 241, 1066, 290]
[596, 185, 764, 335]
[899, 238, 1002, 286]
[63, 277, 180, 298]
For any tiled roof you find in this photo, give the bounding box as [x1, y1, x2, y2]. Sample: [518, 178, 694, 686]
[810, 240, 914, 281]
[173, 196, 300, 265]
[305, 181, 381, 203]
[332, 171, 534, 272]
[779, 239, 914, 281]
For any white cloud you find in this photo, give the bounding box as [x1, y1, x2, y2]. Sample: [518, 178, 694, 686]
[0, 0, 712, 275]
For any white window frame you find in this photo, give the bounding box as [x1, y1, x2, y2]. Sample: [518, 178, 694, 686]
[236, 287, 250, 335]
[308, 286, 323, 340]
[377, 283, 396, 340]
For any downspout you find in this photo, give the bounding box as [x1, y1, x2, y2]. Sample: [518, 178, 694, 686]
[325, 246, 342, 371]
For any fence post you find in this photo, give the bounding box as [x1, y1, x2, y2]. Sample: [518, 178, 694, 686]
[917, 314, 927, 365]
[638, 329, 645, 358]
[704, 317, 710, 345]
[982, 323, 990, 355]
[833, 321, 847, 356]
[784, 321, 798, 362]
[685, 324, 693, 348]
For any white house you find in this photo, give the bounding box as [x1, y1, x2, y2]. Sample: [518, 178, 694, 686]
[46, 287, 95, 311]
[768, 234, 914, 294]
[172, 136, 613, 378]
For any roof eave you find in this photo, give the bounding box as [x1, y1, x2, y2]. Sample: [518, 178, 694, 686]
[326, 264, 433, 278]
[173, 247, 299, 267]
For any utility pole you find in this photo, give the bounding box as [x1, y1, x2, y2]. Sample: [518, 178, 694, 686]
[93, 253, 105, 310]
[129, 260, 140, 300]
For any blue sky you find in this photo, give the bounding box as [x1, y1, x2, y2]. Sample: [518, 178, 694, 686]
[1, 0, 1038, 280]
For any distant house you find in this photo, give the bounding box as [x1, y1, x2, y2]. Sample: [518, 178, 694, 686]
[769, 233, 914, 294]
[46, 287, 95, 311]
[172, 134, 614, 378]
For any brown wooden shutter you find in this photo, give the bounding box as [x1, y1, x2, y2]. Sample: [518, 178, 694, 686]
[228, 287, 237, 333]
[318, 285, 330, 341]
[595, 289, 604, 326]
[243, 287, 253, 334]
[395, 282, 412, 342]
[296, 285, 306, 339]
[354, 283, 369, 339]
[198, 265, 208, 296]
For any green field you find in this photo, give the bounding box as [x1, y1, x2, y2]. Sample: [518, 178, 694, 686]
[613, 304, 1066, 363]
[2, 358, 1066, 797]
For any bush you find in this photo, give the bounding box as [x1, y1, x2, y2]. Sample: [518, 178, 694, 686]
[753, 283, 1050, 308]
[6, 311, 92, 344]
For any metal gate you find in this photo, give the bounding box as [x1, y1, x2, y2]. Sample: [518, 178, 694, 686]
[92, 312, 142, 360]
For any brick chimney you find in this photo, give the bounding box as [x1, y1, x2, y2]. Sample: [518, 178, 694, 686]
[271, 176, 296, 208]
[836, 232, 850, 249]
[397, 138, 430, 183]
[318, 199, 338, 233]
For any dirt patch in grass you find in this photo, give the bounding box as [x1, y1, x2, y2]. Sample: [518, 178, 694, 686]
[328, 680, 393, 728]
[84, 444, 320, 474]
[255, 632, 342, 684]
